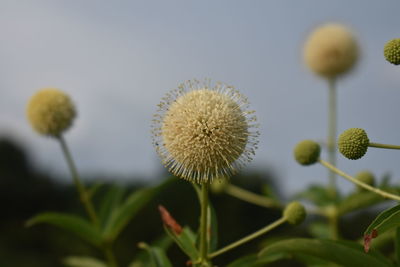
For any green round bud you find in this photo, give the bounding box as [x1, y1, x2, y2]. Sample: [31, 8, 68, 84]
[210, 178, 229, 194]
[355, 170, 375, 191]
[338, 128, 369, 160]
[283, 201, 306, 225]
[294, 140, 321, 165]
[384, 39, 400, 65]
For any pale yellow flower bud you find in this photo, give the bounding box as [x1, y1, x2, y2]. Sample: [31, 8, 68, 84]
[27, 88, 76, 137]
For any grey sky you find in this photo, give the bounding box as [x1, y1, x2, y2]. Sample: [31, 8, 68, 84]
[1, 1, 400, 195]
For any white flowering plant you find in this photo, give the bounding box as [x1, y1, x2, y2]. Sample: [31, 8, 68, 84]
[25, 24, 400, 267]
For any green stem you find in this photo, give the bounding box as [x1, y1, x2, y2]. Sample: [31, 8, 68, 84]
[369, 142, 400, 150]
[208, 217, 286, 259]
[327, 207, 339, 240]
[58, 136, 119, 267]
[58, 136, 99, 225]
[319, 159, 400, 201]
[327, 78, 337, 196]
[199, 183, 210, 264]
[225, 184, 282, 209]
[103, 245, 118, 267]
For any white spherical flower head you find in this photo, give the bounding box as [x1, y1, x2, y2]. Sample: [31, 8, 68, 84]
[152, 80, 259, 184]
[304, 23, 359, 78]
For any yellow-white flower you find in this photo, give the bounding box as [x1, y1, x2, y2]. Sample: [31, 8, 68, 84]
[27, 88, 76, 137]
[304, 23, 359, 78]
[152, 80, 259, 184]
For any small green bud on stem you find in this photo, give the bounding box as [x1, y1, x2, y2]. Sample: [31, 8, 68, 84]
[338, 128, 369, 160]
[294, 140, 321, 165]
[283, 201, 306, 225]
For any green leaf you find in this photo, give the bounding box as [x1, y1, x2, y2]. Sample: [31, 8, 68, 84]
[164, 225, 199, 260]
[396, 228, 400, 264]
[102, 187, 156, 240]
[227, 254, 262, 267]
[63, 256, 107, 267]
[296, 185, 337, 207]
[26, 212, 102, 247]
[129, 236, 173, 267]
[308, 222, 330, 239]
[87, 182, 105, 199]
[258, 238, 392, 267]
[98, 185, 126, 228]
[102, 178, 175, 241]
[365, 204, 400, 236]
[337, 191, 386, 215]
[137, 242, 173, 267]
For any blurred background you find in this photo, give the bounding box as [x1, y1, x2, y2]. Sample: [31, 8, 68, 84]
[1, 1, 400, 266]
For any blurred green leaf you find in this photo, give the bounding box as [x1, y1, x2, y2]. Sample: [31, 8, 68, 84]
[164, 225, 199, 260]
[380, 173, 392, 187]
[396, 228, 400, 264]
[87, 182, 105, 199]
[337, 191, 386, 215]
[261, 184, 280, 202]
[296, 185, 337, 207]
[102, 187, 155, 240]
[308, 222, 330, 239]
[258, 238, 392, 267]
[129, 236, 172, 267]
[227, 254, 262, 267]
[364, 204, 400, 252]
[365, 204, 400, 236]
[102, 178, 174, 241]
[137, 242, 173, 267]
[26, 212, 102, 247]
[63, 256, 107, 267]
[98, 185, 126, 228]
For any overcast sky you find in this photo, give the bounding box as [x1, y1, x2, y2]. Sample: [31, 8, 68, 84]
[1, 0, 400, 195]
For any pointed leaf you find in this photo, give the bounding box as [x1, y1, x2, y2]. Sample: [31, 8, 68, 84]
[137, 242, 173, 267]
[102, 179, 174, 240]
[63, 256, 107, 267]
[26, 212, 102, 247]
[98, 185, 126, 228]
[102, 187, 155, 240]
[129, 236, 172, 267]
[259, 238, 392, 267]
[87, 182, 105, 199]
[227, 254, 261, 267]
[364, 204, 400, 252]
[164, 225, 199, 260]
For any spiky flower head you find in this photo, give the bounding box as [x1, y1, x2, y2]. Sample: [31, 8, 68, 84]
[303, 23, 359, 78]
[338, 128, 369, 160]
[283, 201, 306, 225]
[294, 140, 320, 166]
[27, 88, 76, 137]
[384, 39, 400, 65]
[355, 170, 375, 191]
[152, 80, 259, 184]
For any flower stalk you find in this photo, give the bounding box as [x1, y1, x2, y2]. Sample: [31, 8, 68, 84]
[199, 183, 210, 265]
[208, 217, 286, 259]
[319, 159, 400, 201]
[369, 143, 400, 150]
[58, 135, 98, 225]
[225, 184, 282, 209]
[327, 77, 337, 196]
